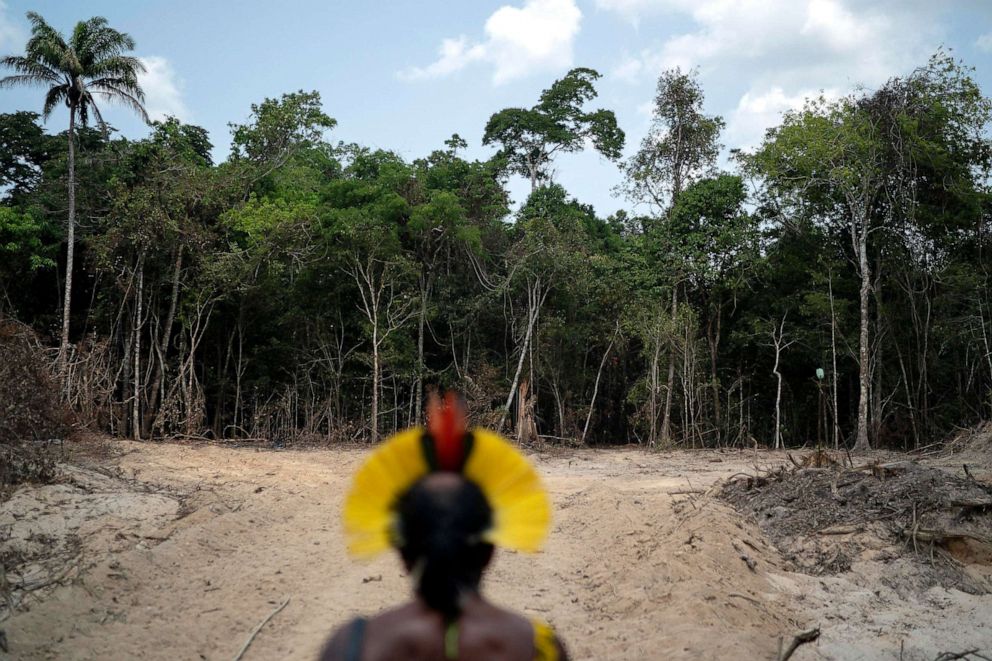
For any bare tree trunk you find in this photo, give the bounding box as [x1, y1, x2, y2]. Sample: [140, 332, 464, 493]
[918, 286, 932, 440]
[707, 302, 722, 445]
[349, 254, 414, 442]
[648, 331, 660, 445]
[979, 293, 992, 418]
[132, 259, 145, 440]
[143, 246, 183, 437]
[415, 282, 427, 425]
[371, 311, 380, 442]
[58, 105, 78, 375]
[871, 274, 885, 443]
[770, 313, 794, 450]
[854, 227, 872, 451]
[498, 279, 545, 433]
[894, 339, 919, 449]
[660, 286, 677, 445]
[829, 273, 841, 449]
[234, 317, 245, 433]
[581, 321, 619, 445]
[550, 376, 566, 437]
[682, 320, 692, 447]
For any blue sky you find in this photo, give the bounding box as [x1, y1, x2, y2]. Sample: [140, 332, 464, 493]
[1, 0, 991, 217]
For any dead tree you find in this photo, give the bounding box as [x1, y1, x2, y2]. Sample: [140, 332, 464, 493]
[770, 313, 796, 450]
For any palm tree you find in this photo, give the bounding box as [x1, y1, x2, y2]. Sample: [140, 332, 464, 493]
[1, 12, 148, 373]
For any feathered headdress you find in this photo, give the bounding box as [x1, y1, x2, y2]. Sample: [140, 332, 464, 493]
[344, 392, 551, 557]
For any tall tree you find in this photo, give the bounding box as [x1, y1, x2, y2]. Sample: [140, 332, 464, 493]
[621, 68, 724, 215]
[750, 97, 887, 450]
[1, 12, 148, 373]
[749, 55, 991, 449]
[483, 68, 624, 191]
[665, 174, 759, 443]
[622, 67, 724, 444]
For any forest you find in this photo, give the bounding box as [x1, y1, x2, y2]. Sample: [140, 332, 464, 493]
[1, 14, 991, 452]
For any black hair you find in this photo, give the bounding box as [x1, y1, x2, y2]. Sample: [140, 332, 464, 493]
[395, 473, 494, 618]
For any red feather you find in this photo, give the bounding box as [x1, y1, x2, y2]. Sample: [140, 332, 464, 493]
[427, 391, 467, 471]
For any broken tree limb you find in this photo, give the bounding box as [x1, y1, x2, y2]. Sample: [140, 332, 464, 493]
[731, 539, 758, 572]
[233, 596, 290, 661]
[903, 528, 991, 546]
[818, 525, 864, 536]
[933, 651, 992, 661]
[778, 627, 820, 661]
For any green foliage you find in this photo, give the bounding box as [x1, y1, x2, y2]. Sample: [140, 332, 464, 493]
[0, 206, 56, 273]
[622, 68, 724, 212]
[0, 12, 148, 126]
[662, 174, 756, 286]
[0, 51, 989, 450]
[483, 68, 624, 188]
[0, 111, 51, 201]
[230, 90, 336, 163]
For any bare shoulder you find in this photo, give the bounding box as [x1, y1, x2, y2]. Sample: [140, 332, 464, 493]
[319, 605, 428, 661]
[319, 601, 569, 661]
[461, 600, 561, 659]
[461, 598, 533, 637]
[317, 617, 363, 661]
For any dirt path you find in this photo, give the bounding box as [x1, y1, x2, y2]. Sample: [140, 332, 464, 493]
[1, 440, 989, 660]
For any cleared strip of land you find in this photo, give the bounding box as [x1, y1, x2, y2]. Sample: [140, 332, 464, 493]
[2, 438, 990, 660]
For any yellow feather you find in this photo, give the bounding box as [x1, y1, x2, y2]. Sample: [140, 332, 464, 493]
[342, 425, 551, 558]
[343, 428, 429, 557]
[465, 429, 551, 553]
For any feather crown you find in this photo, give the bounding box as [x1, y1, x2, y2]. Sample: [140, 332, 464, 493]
[343, 392, 550, 557]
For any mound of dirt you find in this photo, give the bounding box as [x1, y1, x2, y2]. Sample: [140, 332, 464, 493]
[0, 464, 182, 626]
[720, 458, 992, 593]
[944, 423, 992, 475]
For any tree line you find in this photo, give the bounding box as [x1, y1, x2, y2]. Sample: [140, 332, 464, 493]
[1, 13, 990, 449]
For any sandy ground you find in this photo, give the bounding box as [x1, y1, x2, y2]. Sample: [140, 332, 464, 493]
[1, 439, 990, 660]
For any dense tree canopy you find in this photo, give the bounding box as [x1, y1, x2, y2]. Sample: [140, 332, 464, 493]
[1, 27, 989, 451]
[483, 68, 624, 192]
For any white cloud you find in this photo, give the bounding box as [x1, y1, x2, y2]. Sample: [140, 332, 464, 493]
[399, 36, 486, 81]
[601, 0, 936, 84]
[725, 86, 840, 152]
[977, 32, 992, 53]
[399, 0, 582, 85]
[600, 0, 940, 150]
[0, 0, 25, 53]
[137, 56, 188, 122]
[613, 54, 644, 83]
[594, 0, 687, 25]
[801, 0, 875, 52]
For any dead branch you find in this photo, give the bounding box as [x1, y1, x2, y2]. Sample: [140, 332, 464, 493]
[933, 651, 992, 661]
[12, 563, 78, 593]
[727, 592, 762, 606]
[778, 627, 821, 661]
[903, 528, 990, 546]
[232, 596, 290, 661]
[818, 525, 864, 536]
[732, 540, 758, 572]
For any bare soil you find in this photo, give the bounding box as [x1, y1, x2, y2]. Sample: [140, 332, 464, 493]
[1, 437, 990, 660]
